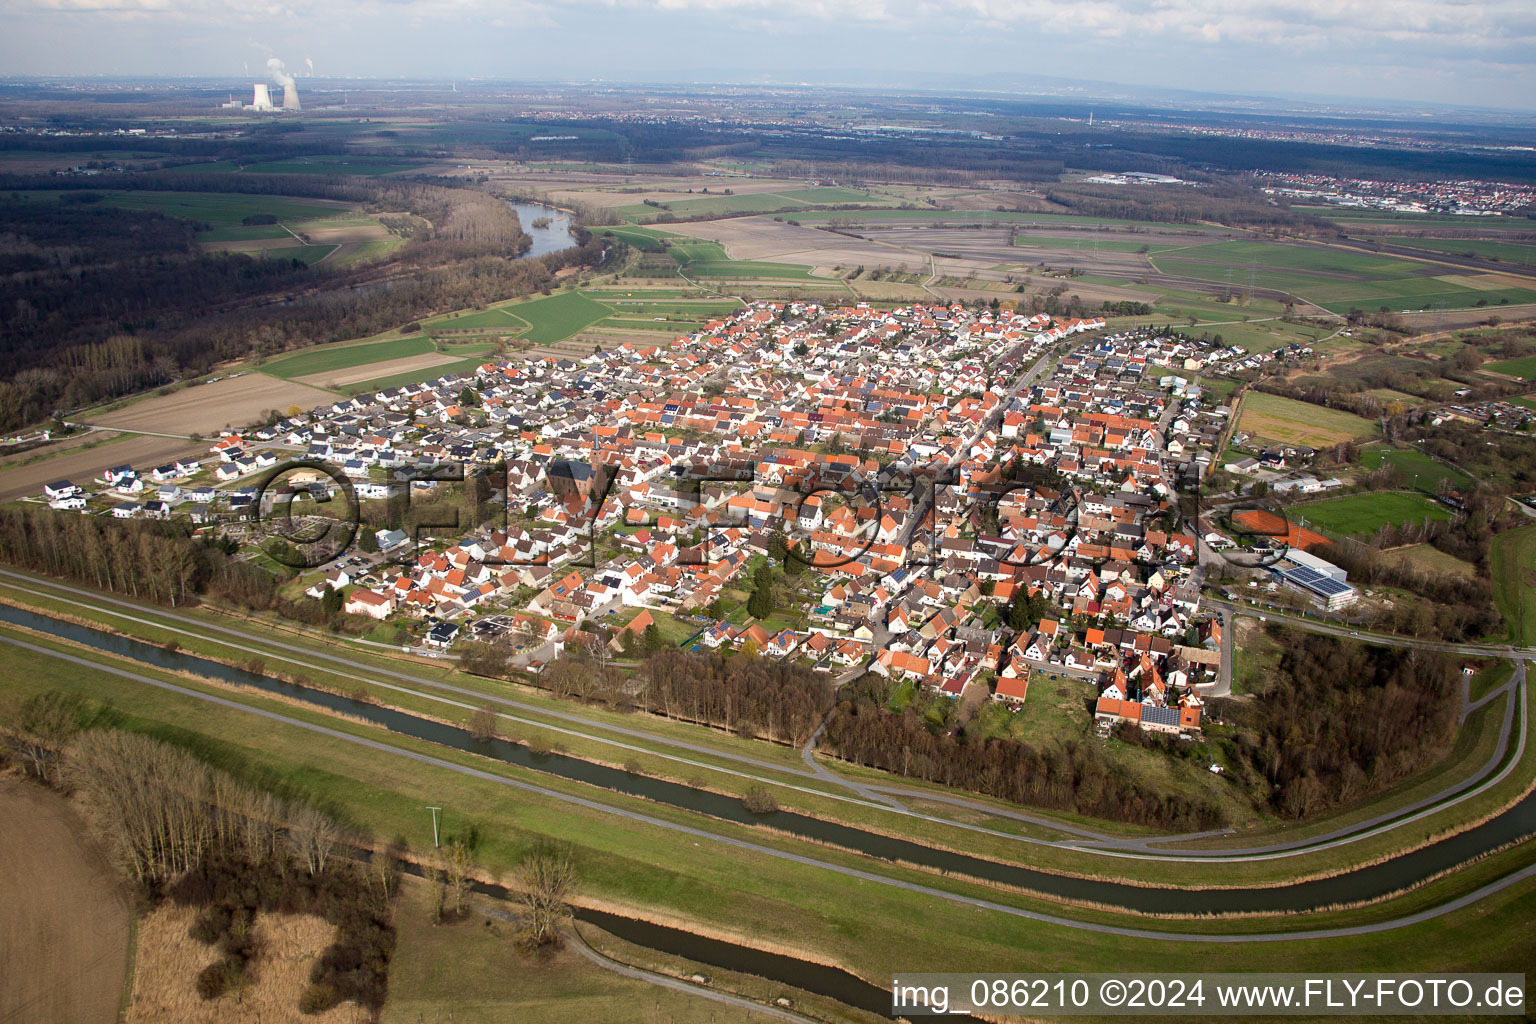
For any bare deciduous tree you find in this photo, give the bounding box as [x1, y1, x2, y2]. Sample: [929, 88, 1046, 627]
[514, 848, 575, 948]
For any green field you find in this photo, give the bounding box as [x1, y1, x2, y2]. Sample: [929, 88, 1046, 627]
[1151, 239, 1536, 314]
[776, 187, 880, 204]
[1287, 491, 1453, 537]
[1238, 391, 1379, 446]
[260, 244, 338, 265]
[503, 291, 616, 345]
[238, 155, 425, 176]
[428, 308, 528, 331]
[1360, 446, 1473, 493]
[22, 189, 352, 229]
[1490, 525, 1536, 646]
[613, 193, 804, 222]
[1365, 236, 1536, 268]
[345, 356, 490, 394]
[1486, 354, 1536, 380]
[261, 334, 437, 379]
[592, 225, 673, 252]
[193, 224, 291, 242]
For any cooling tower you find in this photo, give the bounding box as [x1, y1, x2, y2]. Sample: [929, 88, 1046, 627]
[251, 83, 272, 110]
[282, 83, 301, 111]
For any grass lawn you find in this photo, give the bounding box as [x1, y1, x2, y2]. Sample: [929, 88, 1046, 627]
[343, 357, 489, 395]
[1360, 446, 1473, 493]
[1490, 525, 1536, 645]
[776, 187, 881, 204]
[1468, 662, 1515, 703]
[1287, 492, 1452, 537]
[261, 335, 436, 379]
[385, 880, 760, 1024]
[1239, 392, 1379, 447]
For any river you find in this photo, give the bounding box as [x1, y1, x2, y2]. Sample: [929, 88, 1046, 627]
[4, 601, 1534, 1014]
[510, 201, 577, 260]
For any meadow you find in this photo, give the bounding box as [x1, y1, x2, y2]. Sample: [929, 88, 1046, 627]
[1286, 491, 1452, 536]
[1490, 525, 1536, 646]
[1485, 354, 1536, 380]
[502, 291, 616, 345]
[1359, 445, 1473, 492]
[1238, 391, 1379, 447]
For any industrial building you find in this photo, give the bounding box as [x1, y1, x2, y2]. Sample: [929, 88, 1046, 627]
[1271, 547, 1357, 610]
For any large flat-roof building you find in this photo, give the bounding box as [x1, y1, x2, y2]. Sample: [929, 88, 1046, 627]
[1272, 547, 1357, 610]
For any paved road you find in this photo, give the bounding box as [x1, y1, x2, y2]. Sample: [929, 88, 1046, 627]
[7, 566, 1529, 866]
[10, 629, 1533, 944]
[1208, 598, 1535, 661]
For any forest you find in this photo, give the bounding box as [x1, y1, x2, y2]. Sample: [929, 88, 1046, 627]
[0, 173, 599, 432]
[1216, 628, 1463, 819]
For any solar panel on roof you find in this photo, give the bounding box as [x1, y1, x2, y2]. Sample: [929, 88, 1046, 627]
[1143, 706, 1181, 726]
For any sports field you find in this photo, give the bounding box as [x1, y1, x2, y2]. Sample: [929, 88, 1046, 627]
[1286, 492, 1451, 537]
[1238, 392, 1379, 447]
[1360, 446, 1473, 493]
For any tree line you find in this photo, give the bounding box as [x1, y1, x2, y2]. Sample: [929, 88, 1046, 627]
[821, 684, 1228, 831]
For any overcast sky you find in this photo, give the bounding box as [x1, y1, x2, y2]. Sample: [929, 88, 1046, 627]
[3, 0, 1535, 112]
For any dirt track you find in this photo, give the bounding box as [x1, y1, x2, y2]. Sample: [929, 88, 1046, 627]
[0, 776, 131, 1024]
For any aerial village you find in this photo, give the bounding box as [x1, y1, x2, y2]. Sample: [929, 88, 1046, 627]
[35, 300, 1307, 743]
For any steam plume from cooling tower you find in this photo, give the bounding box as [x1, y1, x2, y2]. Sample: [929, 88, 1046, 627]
[268, 57, 301, 111]
[267, 57, 294, 88]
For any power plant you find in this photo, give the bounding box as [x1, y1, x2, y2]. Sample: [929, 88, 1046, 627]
[224, 57, 301, 112]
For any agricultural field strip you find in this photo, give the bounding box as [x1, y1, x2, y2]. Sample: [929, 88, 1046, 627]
[7, 628, 1535, 944]
[3, 570, 1529, 866]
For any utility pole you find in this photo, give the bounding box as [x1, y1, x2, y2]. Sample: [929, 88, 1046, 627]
[426, 806, 442, 848]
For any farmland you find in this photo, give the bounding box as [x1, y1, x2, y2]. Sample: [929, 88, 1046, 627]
[262, 335, 438, 380]
[0, 777, 131, 1024]
[0, 432, 205, 501]
[12, 188, 396, 265]
[1238, 392, 1379, 447]
[1286, 491, 1452, 537]
[79, 375, 339, 436]
[1366, 236, 1536, 268]
[502, 291, 617, 345]
[1485, 354, 1536, 380]
[1150, 239, 1536, 314]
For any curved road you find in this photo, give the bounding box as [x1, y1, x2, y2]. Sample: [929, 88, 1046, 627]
[2, 566, 1529, 865]
[9, 631, 1536, 944]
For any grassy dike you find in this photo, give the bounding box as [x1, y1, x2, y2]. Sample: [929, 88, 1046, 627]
[0, 575, 1531, 893]
[2, 622, 1534, 957]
